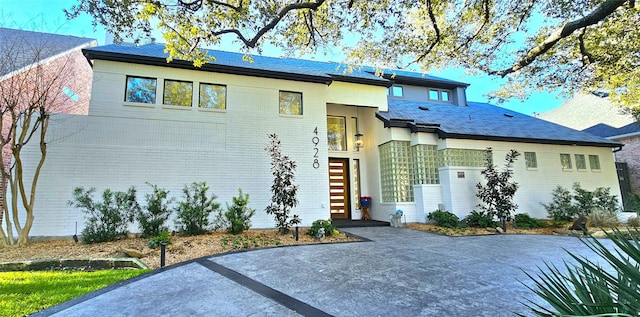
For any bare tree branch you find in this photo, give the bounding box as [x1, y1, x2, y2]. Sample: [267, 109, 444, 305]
[489, 0, 628, 77]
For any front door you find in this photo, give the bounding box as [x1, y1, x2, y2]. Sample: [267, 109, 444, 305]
[329, 158, 350, 219]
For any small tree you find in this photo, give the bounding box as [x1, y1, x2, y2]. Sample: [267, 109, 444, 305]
[265, 133, 300, 234]
[137, 183, 174, 237]
[476, 148, 521, 232]
[175, 181, 220, 235]
[541, 185, 579, 221]
[218, 189, 256, 234]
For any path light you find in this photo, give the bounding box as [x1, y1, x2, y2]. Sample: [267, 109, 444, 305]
[160, 242, 167, 268]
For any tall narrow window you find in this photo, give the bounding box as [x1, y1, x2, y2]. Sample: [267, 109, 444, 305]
[327, 116, 347, 151]
[125, 76, 157, 104]
[560, 154, 572, 169]
[589, 155, 601, 170]
[199, 83, 226, 109]
[353, 159, 361, 209]
[279, 91, 303, 115]
[575, 154, 587, 170]
[163, 80, 193, 106]
[524, 152, 537, 168]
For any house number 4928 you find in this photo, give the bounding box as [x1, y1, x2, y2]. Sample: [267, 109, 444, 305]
[312, 127, 320, 169]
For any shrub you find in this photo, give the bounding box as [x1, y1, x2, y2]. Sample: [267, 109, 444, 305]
[307, 219, 338, 237]
[137, 183, 174, 238]
[427, 210, 460, 228]
[541, 186, 578, 221]
[462, 210, 497, 228]
[588, 209, 620, 228]
[175, 182, 221, 235]
[627, 216, 640, 228]
[218, 189, 256, 234]
[69, 187, 140, 244]
[514, 213, 543, 229]
[623, 192, 640, 213]
[148, 230, 171, 249]
[265, 133, 300, 234]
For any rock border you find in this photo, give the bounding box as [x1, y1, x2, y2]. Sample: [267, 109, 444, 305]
[0, 258, 149, 272]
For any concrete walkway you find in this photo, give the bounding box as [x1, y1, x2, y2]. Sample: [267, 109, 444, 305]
[34, 227, 611, 317]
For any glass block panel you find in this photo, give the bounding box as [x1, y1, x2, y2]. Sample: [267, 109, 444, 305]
[575, 154, 587, 170]
[589, 155, 601, 170]
[438, 149, 488, 167]
[379, 141, 413, 202]
[412, 145, 439, 184]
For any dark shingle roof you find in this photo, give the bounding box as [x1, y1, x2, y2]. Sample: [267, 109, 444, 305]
[377, 99, 621, 147]
[84, 43, 470, 88]
[0, 28, 95, 77]
[583, 122, 640, 138]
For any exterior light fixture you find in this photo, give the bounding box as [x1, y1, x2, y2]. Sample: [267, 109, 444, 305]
[355, 132, 364, 150]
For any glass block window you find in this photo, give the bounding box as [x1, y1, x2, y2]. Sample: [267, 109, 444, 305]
[589, 155, 601, 170]
[560, 154, 572, 169]
[413, 145, 439, 184]
[379, 141, 413, 202]
[163, 80, 193, 106]
[199, 83, 226, 109]
[327, 116, 347, 151]
[279, 91, 303, 115]
[524, 152, 537, 168]
[125, 76, 157, 104]
[438, 149, 488, 167]
[575, 154, 587, 170]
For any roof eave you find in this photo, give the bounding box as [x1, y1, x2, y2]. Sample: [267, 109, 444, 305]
[83, 49, 333, 85]
[437, 131, 622, 148]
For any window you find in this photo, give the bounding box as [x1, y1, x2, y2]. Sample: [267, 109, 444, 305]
[353, 159, 361, 209]
[125, 76, 157, 104]
[524, 152, 537, 168]
[575, 154, 587, 170]
[428, 88, 452, 102]
[163, 80, 193, 106]
[379, 141, 414, 202]
[199, 83, 226, 109]
[279, 91, 302, 115]
[327, 116, 347, 151]
[589, 155, 601, 170]
[560, 154, 572, 169]
[387, 85, 403, 97]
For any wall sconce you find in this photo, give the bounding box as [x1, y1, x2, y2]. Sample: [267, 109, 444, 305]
[355, 132, 364, 150]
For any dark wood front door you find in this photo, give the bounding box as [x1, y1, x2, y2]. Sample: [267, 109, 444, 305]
[329, 158, 350, 219]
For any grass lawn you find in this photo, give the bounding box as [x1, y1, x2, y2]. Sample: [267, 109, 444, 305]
[0, 269, 151, 317]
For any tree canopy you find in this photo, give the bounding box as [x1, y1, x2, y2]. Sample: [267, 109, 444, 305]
[67, 0, 639, 115]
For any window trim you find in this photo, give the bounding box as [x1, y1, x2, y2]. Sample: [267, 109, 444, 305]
[124, 75, 157, 105]
[279, 90, 303, 115]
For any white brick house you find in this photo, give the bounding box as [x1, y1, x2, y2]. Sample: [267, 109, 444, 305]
[19, 43, 623, 237]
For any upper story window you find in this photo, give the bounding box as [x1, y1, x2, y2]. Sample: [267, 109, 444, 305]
[575, 154, 587, 170]
[125, 76, 157, 104]
[429, 89, 451, 102]
[163, 79, 193, 107]
[560, 153, 572, 170]
[524, 152, 537, 168]
[589, 155, 601, 170]
[327, 116, 346, 151]
[279, 91, 303, 115]
[387, 85, 403, 97]
[199, 83, 226, 109]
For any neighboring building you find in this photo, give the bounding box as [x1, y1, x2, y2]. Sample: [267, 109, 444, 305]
[0, 28, 96, 226]
[538, 93, 640, 199]
[17, 43, 623, 237]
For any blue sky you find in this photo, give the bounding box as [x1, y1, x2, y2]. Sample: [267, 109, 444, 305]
[1, 0, 564, 115]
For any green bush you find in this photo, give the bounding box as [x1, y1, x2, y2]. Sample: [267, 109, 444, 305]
[513, 213, 543, 229]
[148, 230, 171, 249]
[307, 219, 338, 237]
[218, 189, 256, 234]
[628, 216, 640, 228]
[69, 187, 140, 244]
[427, 210, 460, 228]
[462, 210, 497, 228]
[137, 183, 174, 238]
[541, 185, 578, 221]
[175, 182, 221, 235]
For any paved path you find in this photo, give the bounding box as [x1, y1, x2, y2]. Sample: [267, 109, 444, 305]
[34, 227, 610, 316]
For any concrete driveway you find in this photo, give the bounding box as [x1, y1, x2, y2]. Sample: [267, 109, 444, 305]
[35, 227, 611, 317]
